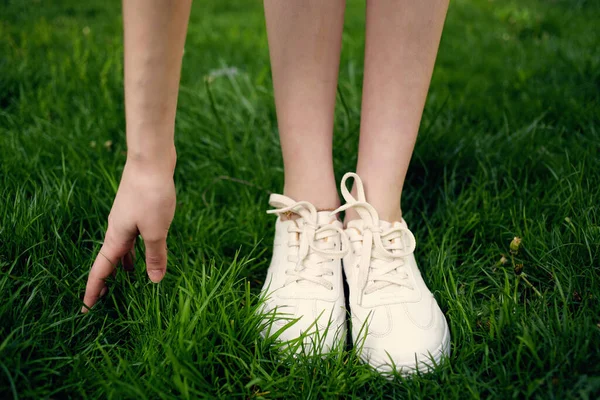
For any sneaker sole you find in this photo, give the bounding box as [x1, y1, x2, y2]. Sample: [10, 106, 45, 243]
[368, 319, 451, 376]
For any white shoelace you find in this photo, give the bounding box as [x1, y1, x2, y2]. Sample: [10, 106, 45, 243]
[268, 194, 349, 290]
[331, 173, 417, 305]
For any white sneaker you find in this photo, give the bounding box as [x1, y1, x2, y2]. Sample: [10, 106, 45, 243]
[260, 193, 348, 354]
[333, 172, 450, 374]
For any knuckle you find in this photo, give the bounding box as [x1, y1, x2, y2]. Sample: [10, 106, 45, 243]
[104, 225, 135, 252]
[146, 253, 166, 267]
[144, 236, 166, 244]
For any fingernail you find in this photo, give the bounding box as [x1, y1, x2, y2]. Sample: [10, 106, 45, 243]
[100, 287, 108, 297]
[81, 306, 88, 313]
[148, 270, 165, 283]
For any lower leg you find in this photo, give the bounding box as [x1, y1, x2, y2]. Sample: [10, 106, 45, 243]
[264, 0, 346, 210]
[347, 0, 449, 222]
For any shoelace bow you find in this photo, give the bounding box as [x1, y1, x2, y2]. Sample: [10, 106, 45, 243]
[268, 194, 349, 290]
[331, 173, 417, 305]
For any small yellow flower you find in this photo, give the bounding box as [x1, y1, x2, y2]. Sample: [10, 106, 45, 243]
[510, 236, 522, 254]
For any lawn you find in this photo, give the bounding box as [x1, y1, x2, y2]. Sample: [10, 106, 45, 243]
[1, 0, 599, 398]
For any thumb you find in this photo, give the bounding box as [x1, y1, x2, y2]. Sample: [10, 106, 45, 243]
[144, 237, 168, 283]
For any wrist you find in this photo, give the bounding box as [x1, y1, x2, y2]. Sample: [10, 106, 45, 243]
[125, 145, 177, 175]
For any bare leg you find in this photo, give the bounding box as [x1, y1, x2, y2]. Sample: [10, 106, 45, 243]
[264, 0, 346, 210]
[347, 0, 449, 223]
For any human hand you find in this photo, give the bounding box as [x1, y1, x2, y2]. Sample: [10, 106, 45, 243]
[81, 158, 176, 312]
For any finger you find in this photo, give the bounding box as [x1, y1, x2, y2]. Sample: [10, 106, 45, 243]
[144, 237, 168, 283]
[121, 238, 136, 272]
[82, 245, 118, 313]
[81, 239, 126, 313]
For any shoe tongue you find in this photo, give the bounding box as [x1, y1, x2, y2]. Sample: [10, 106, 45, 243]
[317, 211, 338, 225]
[346, 219, 364, 232]
[293, 212, 339, 288]
[347, 218, 413, 294]
[346, 219, 407, 232]
[346, 219, 410, 253]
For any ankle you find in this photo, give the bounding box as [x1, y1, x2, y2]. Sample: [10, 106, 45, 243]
[344, 205, 403, 226]
[282, 190, 340, 210]
[283, 173, 340, 211]
[377, 207, 403, 224]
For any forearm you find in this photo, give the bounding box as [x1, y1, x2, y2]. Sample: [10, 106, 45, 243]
[122, 0, 192, 169]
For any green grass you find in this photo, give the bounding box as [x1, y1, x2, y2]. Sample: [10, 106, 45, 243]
[1, 0, 599, 398]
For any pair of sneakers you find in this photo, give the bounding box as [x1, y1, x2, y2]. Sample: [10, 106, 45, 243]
[260, 172, 450, 375]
